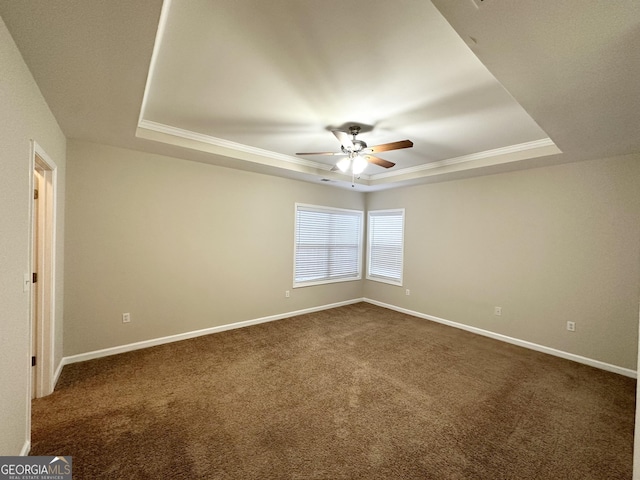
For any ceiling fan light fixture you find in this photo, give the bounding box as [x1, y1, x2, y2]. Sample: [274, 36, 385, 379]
[352, 155, 368, 175]
[297, 125, 412, 175]
[336, 157, 351, 173]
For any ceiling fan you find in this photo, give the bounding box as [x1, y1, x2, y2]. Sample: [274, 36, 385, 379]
[296, 126, 413, 175]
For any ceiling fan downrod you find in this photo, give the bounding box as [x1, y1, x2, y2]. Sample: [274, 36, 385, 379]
[346, 125, 367, 154]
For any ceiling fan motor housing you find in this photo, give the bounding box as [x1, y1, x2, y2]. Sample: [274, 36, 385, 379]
[341, 139, 367, 154]
[295, 123, 409, 170]
[341, 125, 367, 153]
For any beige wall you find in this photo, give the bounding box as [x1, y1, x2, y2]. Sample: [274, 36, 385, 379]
[65, 142, 640, 371]
[0, 17, 66, 454]
[366, 154, 640, 370]
[64, 141, 365, 356]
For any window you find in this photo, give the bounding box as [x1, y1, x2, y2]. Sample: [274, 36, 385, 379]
[294, 204, 363, 287]
[367, 209, 405, 285]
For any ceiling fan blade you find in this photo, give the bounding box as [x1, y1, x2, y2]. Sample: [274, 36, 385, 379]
[332, 130, 354, 149]
[364, 155, 395, 169]
[364, 140, 413, 153]
[296, 151, 344, 156]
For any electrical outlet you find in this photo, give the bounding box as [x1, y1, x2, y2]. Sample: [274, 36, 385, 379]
[405, 289, 410, 296]
[122, 313, 131, 323]
[494, 306, 502, 316]
[285, 290, 290, 298]
[567, 321, 575, 332]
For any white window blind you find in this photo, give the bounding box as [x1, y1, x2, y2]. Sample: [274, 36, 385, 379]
[367, 209, 405, 285]
[294, 204, 363, 287]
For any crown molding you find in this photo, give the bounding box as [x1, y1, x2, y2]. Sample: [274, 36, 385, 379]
[137, 119, 559, 188]
[137, 0, 173, 127]
[369, 138, 559, 180]
[137, 119, 336, 171]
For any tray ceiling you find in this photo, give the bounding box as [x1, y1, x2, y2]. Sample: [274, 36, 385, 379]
[136, 0, 557, 189]
[1, 0, 637, 191]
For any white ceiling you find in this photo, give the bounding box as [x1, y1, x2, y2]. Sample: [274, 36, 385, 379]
[1, 1, 638, 191]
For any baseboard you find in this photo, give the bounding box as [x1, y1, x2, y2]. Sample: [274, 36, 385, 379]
[52, 359, 64, 390]
[364, 298, 637, 379]
[20, 440, 30, 456]
[61, 298, 364, 367]
[58, 297, 635, 378]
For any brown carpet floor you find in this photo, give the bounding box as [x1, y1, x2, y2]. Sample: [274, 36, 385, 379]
[31, 303, 635, 479]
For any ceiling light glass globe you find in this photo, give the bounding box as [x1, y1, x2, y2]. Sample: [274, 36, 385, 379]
[337, 157, 351, 172]
[352, 156, 367, 174]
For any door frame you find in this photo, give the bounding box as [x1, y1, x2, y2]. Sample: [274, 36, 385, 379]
[29, 140, 57, 399]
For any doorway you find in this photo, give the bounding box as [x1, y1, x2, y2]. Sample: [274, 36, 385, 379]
[30, 142, 57, 399]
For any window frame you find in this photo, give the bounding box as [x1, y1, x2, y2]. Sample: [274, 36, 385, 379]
[366, 208, 405, 286]
[293, 203, 364, 288]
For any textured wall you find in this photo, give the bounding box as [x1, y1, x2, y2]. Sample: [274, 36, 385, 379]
[365, 154, 640, 370]
[64, 141, 640, 371]
[0, 16, 66, 454]
[64, 141, 365, 355]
